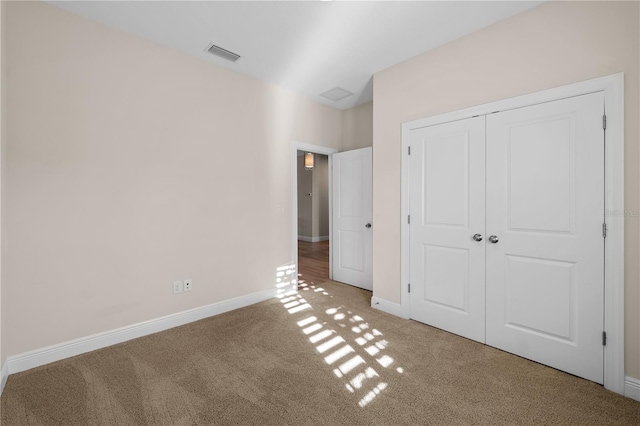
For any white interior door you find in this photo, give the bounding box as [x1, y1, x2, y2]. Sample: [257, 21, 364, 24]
[485, 92, 605, 383]
[332, 147, 373, 290]
[409, 117, 486, 343]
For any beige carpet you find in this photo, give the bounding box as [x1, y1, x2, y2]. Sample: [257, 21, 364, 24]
[2, 280, 639, 425]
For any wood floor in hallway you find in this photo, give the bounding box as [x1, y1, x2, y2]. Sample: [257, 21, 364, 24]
[297, 240, 329, 287]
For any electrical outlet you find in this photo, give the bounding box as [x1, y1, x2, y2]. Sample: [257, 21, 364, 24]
[184, 279, 192, 292]
[173, 280, 183, 294]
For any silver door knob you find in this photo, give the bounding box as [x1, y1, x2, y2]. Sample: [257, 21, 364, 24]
[472, 234, 483, 242]
[488, 235, 499, 244]
[365, 223, 372, 229]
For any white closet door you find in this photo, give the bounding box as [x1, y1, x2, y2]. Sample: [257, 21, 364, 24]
[409, 116, 486, 343]
[332, 147, 373, 290]
[485, 92, 605, 383]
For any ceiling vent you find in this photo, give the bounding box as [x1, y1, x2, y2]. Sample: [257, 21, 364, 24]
[320, 87, 354, 102]
[205, 43, 241, 62]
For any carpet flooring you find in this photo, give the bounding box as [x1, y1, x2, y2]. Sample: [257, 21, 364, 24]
[2, 280, 639, 425]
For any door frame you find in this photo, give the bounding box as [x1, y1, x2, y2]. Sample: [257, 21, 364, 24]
[400, 73, 624, 394]
[292, 142, 338, 290]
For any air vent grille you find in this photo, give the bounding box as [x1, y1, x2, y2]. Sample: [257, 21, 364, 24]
[320, 87, 354, 102]
[205, 43, 241, 62]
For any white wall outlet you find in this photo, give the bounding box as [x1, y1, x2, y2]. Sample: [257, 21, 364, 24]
[184, 279, 193, 292]
[173, 280, 183, 294]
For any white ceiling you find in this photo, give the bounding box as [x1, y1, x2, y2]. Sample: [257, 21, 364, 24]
[49, 1, 542, 110]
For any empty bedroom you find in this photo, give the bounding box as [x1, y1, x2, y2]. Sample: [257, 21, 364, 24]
[0, 1, 639, 424]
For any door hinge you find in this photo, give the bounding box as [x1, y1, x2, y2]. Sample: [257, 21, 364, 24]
[408, 283, 411, 293]
[603, 222, 607, 238]
[602, 331, 607, 346]
[408, 146, 411, 156]
[408, 215, 411, 224]
[603, 114, 607, 130]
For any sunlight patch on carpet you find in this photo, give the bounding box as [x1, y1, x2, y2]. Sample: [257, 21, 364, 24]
[275, 264, 404, 408]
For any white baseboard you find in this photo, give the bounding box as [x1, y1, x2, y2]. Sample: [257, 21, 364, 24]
[6, 288, 276, 376]
[371, 296, 409, 319]
[4, 287, 635, 402]
[298, 235, 329, 243]
[625, 376, 640, 401]
[0, 359, 8, 396]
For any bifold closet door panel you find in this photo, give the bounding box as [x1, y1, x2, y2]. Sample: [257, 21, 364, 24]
[485, 92, 605, 383]
[409, 116, 486, 343]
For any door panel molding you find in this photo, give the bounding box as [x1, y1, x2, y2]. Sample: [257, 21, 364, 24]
[396, 73, 625, 394]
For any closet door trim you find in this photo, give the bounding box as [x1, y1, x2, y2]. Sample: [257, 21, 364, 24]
[398, 73, 624, 394]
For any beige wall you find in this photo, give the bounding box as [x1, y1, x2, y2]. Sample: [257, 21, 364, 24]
[342, 101, 373, 150]
[373, 1, 640, 379]
[4, 1, 344, 357]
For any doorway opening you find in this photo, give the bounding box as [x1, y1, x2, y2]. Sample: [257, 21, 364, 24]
[292, 142, 337, 291]
[297, 150, 330, 288]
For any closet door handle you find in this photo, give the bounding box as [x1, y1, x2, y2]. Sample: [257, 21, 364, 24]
[488, 235, 499, 244]
[472, 234, 483, 242]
